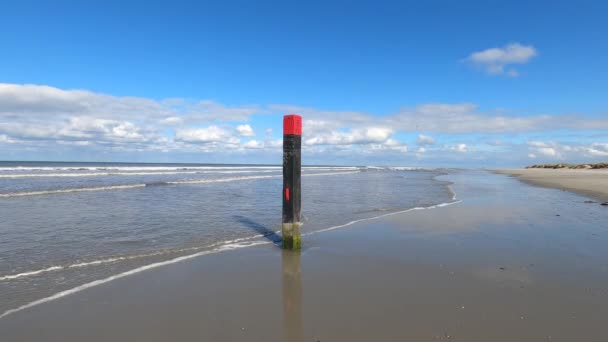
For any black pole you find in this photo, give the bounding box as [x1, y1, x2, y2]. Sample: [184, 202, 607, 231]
[282, 114, 302, 250]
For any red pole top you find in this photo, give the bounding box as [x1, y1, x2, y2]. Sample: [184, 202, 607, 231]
[283, 114, 302, 136]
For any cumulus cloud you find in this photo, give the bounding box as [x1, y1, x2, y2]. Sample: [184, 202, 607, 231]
[417, 134, 435, 146]
[275, 103, 608, 135]
[242, 140, 263, 149]
[450, 143, 468, 152]
[537, 147, 557, 157]
[0, 84, 262, 123]
[159, 116, 183, 125]
[465, 43, 538, 76]
[586, 143, 608, 156]
[236, 124, 255, 137]
[525, 141, 608, 160]
[0, 83, 264, 153]
[304, 127, 393, 146]
[2, 83, 607, 165]
[175, 126, 238, 144]
[0, 134, 16, 143]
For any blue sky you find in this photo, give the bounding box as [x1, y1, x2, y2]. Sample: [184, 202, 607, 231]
[0, 0, 606, 166]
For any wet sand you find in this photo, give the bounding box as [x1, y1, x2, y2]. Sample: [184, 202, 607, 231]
[1, 170, 608, 341]
[494, 168, 608, 202]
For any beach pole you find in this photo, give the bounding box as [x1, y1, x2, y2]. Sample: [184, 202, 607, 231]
[282, 114, 302, 250]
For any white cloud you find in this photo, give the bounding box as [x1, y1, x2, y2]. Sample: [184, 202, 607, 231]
[175, 126, 237, 144]
[585, 143, 608, 157]
[524, 140, 608, 160]
[271, 103, 608, 135]
[392, 104, 608, 133]
[466, 43, 538, 76]
[0, 83, 265, 153]
[417, 134, 435, 146]
[527, 141, 548, 147]
[0, 117, 149, 143]
[243, 140, 263, 149]
[527, 141, 561, 158]
[450, 143, 468, 152]
[0, 84, 262, 124]
[0, 134, 16, 143]
[537, 147, 557, 157]
[159, 116, 183, 125]
[2, 83, 607, 165]
[304, 127, 393, 146]
[236, 124, 255, 137]
[528, 153, 536, 159]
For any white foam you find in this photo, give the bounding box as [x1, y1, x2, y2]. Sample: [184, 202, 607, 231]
[0, 239, 271, 319]
[305, 171, 360, 177]
[0, 184, 146, 198]
[0, 166, 358, 173]
[305, 200, 462, 235]
[0, 266, 64, 280]
[167, 171, 360, 185]
[0, 171, 361, 198]
[0, 171, 200, 178]
[0, 191, 460, 319]
[362, 166, 433, 171]
[167, 174, 280, 185]
[0, 169, 356, 179]
[0, 235, 268, 281]
[0, 169, 359, 178]
[0, 166, 282, 172]
[0, 170, 291, 178]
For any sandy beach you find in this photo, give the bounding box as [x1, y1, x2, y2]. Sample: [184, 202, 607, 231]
[1, 170, 607, 341]
[493, 169, 608, 202]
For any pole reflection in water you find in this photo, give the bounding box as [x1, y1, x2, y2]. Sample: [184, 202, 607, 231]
[282, 249, 302, 342]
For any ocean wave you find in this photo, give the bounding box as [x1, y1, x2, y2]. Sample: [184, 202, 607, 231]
[0, 166, 281, 172]
[0, 171, 200, 178]
[0, 166, 358, 173]
[168, 171, 360, 185]
[0, 170, 292, 178]
[0, 171, 361, 198]
[0, 184, 147, 198]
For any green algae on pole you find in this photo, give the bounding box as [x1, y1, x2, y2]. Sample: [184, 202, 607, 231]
[282, 114, 302, 250]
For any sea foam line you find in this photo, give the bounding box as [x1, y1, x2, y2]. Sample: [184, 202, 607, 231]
[167, 171, 360, 185]
[0, 184, 147, 198]
[0, 239, 271, 320]
[305, 200, 462, 235]
[0, 197, 461, 320]
[0, 171, 361, 198]
[0, 171, 201, 178]
[0, 166, 358, 172]
[0, 169, 287, 178]
[0, 235, 267, 281]
[0, 166, 283, 172]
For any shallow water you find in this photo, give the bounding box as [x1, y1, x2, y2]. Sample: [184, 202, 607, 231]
[0, 162, 454, 314]
[2, 170, 607, 341]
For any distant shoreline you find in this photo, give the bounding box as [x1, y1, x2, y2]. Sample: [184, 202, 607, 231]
[492, 168, 608, 202]
[525, 162, 608, 169]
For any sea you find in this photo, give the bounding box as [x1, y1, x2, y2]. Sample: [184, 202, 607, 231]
[0, 161, 456, 316]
